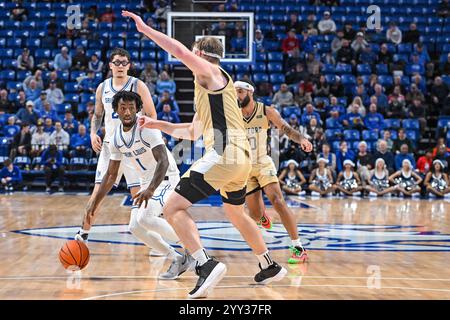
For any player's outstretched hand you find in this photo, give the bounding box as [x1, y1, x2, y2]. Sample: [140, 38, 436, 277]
[300, 138, 313, 153]
[90, 133, 103, 154]
[138, 115, 156, 129]
[122, 11, 147, 33]
[132, 188, 154, 209]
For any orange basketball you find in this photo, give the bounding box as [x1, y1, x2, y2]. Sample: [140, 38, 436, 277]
[59, 240, 90, 271]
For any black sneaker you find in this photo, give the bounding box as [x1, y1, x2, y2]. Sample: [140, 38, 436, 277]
[254, 261, 287, 285]
[188, 258, 227, 299]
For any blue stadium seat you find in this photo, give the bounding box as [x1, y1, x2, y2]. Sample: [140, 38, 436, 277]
[362, 130, 379, 141]
[437, 117, 450, 129]
[0, 48, 13, 58]
[255, 52, 266, 62]
[141, 50, 156, 61]
[447, 131, 450, 145]
[267, 63, 283, 73]
[0, 70, 15, 81]
[340, 75, 356, 86]
[6, 81, 21, 91]
[322, 64, 335, 74]
[343, 130, 361, 141]
[56, 103, 72, 115]
[378, 75, 393, 87]
[397, 43, 412, 54]
[234, 64, 251, 73]
[3, 125, 20, 138]
[282, 106, 301, 118]
[326, 118, 343, 129]
[253, 73, 269, 83]
[406, 130, 418, 141]
[64, 82, 78, 93]
[402, 119, 420, 131]
[6, 38, 22, 48]
[393, 54, 409, 63]
[335, 64, 352, 75]
[325, 74, 336, 83]
[13, 156, 31, 169]
[64, 94, 79, 103]
[383, 118, 401, 129]
[356, 64, 371, 75]
[267, 52, 283, 62]
[69, 157, 88, 170]
[269, 73, 285, 84]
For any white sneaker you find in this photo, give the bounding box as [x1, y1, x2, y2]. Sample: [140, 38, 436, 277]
[149, 249, 167, 257]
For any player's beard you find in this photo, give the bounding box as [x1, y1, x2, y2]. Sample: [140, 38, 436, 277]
[237, 93, 251, 108]
[122, 116, 137, 131]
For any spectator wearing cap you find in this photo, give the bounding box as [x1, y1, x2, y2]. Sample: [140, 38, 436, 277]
[45, 81, 64, 106]
[336, 141, 356, 173]
[39, 101, 60, 122]
[62, 111, 79, 135]
[10, 122, 32, 159]
[53, 47, 72, 72]
[33, 91, 52, 113]
[386, 22, 402, 45]
[16, 100, 40, 125]
[0, 158, 23, 192]
[351, 32, 369, 54]
[318, 11, 336, 34]
[255, 29, 265, 53]
[31, 121, 50, 158]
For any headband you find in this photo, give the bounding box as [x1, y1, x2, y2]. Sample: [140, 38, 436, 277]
[192, 47, 223, 60]
[433, 159, 445, 168]
[234, 81, 255, 92]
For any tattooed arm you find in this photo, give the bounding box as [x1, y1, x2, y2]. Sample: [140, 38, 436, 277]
[265, 105, 313, 152]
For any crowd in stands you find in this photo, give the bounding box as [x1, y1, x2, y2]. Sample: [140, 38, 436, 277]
[1, 0, 450, 198]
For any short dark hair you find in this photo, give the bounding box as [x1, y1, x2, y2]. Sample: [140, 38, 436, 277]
[110, 48, 131, 62]
[3, 158, 12, 167]
[112, 91, 143, 112]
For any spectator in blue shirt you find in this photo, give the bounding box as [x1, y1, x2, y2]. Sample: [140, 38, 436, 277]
[359, 46, 378, 65]
[326, 110, 344, 129]
[16, 100, 40, 125]
[62, 111, 79, 135]
[33, 91, 53, 113]
[79, 71, 97, 94]
[156, 71, 176, 95]
[411, 42, 430, 66]
[301, 103, 321, 126]
[40, 101, 60, 122]
[25, 79, 41, 101]
[231, 30, 247, 53]
[70, 124, 91, 157]
[43, 117, 55, 134]
[343, 104, 364, 129]
[3, 116, 20, 138]
[158, 104, 180, 124]
[156, 90, 180, 113]
[299, 30, 316, 54]
[326, 96, 346, 117]
[372, 84, 388, 115]
[0, 158, 22, 192]
[41, 144, 65, 192]
[364, 103, 384, 131]
[336, 140, 356, 173]
[53, 47, 72, 71]
[394, 143, 416, 171]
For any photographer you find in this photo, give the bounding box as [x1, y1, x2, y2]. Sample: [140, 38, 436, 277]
[40, 144, 65, 193]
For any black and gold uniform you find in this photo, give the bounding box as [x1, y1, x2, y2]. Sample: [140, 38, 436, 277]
[175, 67, 252, 205]
[244, 102, 279, 194]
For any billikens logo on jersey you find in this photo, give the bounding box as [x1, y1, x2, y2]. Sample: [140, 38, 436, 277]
[123, 147, 147, 158]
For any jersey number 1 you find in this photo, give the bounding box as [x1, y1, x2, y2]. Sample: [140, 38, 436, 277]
[135, 158, 147, 170]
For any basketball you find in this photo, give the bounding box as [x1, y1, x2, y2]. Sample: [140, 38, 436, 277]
[58, 240, 90, 271]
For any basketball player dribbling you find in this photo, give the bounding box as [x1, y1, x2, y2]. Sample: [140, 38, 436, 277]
[85, 91, 193, 280]
[75, 49, 159, 250]
[123, 10, 287, 299]
[234, 79, 311, 264]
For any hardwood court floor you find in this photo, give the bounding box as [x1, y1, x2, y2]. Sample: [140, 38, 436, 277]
[1, 193, 450, 300]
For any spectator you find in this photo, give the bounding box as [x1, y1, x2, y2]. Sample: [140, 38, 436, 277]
[432, 138, 450, 157]
[431, 76, 449, 113]
[70, 124, 91, 157]
[272, 84, 296, 108]
[39, 101, 59, 122]
[140, 63, 158, 94]
[403, 23, 421, 44]
[79, 71, 97, 94]
[53, 47, 72, 72]
[88, 54, 103, 73]
[355, 141, 373, 185]
[336, 141, 356, 173]
[99, 6, 116, 23]
[299, 29, 316, 54]
[16, 100, 39, 125]
[285, 13, 304, 34]
[287, 114, 300, 130]
[31, 121, 50, 158]
[441, 53, 450, 75]
[373, 140, 395, 173]
[351, 32, 369, 54]
[394, 144, 416, 170]
[322, 52, 336, 65]
[10, 122, 32, 160]
[364, 104, 384, 131]
[405, 83, 425, 104]
[434, 144, 450, 171]
[25, 80, 41, 101]
[387, 86, 406, 118]
[0, 158, 22, 192]
[3, 116, 19, 138]
[306, 53, 321, 74]
[311, 127, 326, 156]
[343, 104, 364, 129]
[17, 48, 34, 71]
[378, 130, 394, 152]
[378, 43, 393, 65]
[230, 30, 247, 53]
[23, 70, 44, 91]
[326, 96, 345, 117]
[318, 143, 337, 174]
[156, 71, 176, 95]
[156, 91, 180, 113]
[318, 11, 336, 34]
[282, 29, 301, 67]
[77, 19, 98, 40]
[254, 29, 265, 53]
[313, 75, 330, 97]
[309, 157, 335, 196]
[0, 89, 15, 114]
[329, 76, 345, 97]
[278, 160, 307, 195]
[424, 160, 450, 197]
[9, 2, 28, 21]
[359, 46, 378, 65]
[72, 46, 89, 71]
[62, 111, 79, 135]
[406, 98, 427, 132]
[306, 117, 321, 137]
[46, 71, 64, 90]
[336, 40, 356, 65]
[154, 0, 170, 21]
[335, 160, 363, 195]
[157, 104, 180, 124]
[45, 81, 65, 106]
[213, 21, 232, 40]
[386, 22, 402, 45]
[304, 14, 318, 35]
[417, 149, 434, 176]
[301, 103, 321, 126]
[343, 22, 357, 41]
[437, 0, 450, 18]
[331, 29, 344, 54]
[295, 85, 313, 107]
[286, 63, 309, 85]
[41, 144, 65, 193]
[43, 117, 55, 134]
[393, 128, 414, 154]
[373, 84, 389, 114]
[49, 121, 70, 152]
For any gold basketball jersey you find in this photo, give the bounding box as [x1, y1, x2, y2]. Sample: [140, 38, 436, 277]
[194, 67, 249, 155]
[244, 101, 270, 163]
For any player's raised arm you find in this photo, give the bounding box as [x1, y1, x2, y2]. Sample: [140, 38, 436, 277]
[138, 113, 203, 141]
[265, 105, 313, 152]
[91, 84, 105, 153]
[136, 79, 157, 119]
[85, 159, 121, 223]
[122, 11, 215, 78]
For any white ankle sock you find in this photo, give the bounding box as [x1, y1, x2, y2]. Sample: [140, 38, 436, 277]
[291, 238, 303, 248]
[79, 228, 89, 235]
[192, 248, 210, 266]
[256, 251, 273, 269]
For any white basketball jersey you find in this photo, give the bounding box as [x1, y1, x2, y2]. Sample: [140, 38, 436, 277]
[101, 76, 139, 142]
[110, 123, 179, 181]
